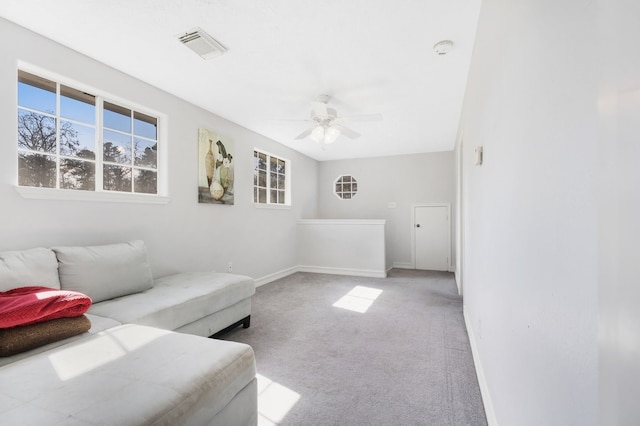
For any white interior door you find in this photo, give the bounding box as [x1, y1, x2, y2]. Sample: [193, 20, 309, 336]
[414, 205, 450, 271]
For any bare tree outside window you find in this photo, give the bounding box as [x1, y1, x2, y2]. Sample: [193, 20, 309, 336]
[17, 69, 160, 196]
[253, 149, 289, 205]
[17, 110, 91, 188]
[334, 175, 357, 199]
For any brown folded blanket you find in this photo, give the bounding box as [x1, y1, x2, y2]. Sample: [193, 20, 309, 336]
[0, 315, 91, 357]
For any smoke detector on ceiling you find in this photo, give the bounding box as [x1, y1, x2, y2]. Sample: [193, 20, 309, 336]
[433, 40, 454, 55]
[178, 27, 227, 60]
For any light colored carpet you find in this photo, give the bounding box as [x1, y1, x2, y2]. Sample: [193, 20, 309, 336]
[220, 269, 487, 426]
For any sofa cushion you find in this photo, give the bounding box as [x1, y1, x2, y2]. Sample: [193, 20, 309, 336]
[0, 324, 257, 425]
[88, 272, 255, 332]
[0, 248, 60, 292]
[53, 241, 153, 303]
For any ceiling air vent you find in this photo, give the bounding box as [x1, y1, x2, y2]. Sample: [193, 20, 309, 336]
[178, 27, 227, 60]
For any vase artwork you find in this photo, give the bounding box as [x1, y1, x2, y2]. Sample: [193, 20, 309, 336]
[198, 128, 234, 204]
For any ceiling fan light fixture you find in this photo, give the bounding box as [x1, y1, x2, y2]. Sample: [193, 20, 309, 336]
[308, 125, 341, 145]
[309, 126, 325, 143]
[324, 126, 341, 144]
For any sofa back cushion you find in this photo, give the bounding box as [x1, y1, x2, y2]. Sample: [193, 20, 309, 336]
[0, 248, 60, 292]
[53, 241, 153, 303]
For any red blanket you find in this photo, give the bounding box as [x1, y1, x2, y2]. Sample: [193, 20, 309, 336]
[0, 286, 92, 328]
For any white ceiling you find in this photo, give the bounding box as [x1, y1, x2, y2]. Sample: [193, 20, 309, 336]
[0, 0, 480, 161]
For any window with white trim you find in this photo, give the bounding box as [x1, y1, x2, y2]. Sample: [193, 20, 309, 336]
[334, 175, 357, 199]
[17, 70, 159, 195]
[253, 149, 290, 205]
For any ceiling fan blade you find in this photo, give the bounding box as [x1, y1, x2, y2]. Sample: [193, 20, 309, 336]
[294, 127, 314, 140]
[272, 118, 313, 122]
[336, 125, 361, 139]
[341, 113, 383, 122]
[311, 101, 328, 118]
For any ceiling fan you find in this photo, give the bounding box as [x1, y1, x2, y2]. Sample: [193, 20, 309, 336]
[293, 95, 382, 145]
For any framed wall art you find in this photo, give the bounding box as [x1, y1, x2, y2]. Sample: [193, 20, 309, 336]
[198, 128, 234, 204]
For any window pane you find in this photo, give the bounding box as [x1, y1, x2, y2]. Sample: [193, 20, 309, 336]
[134, 138, 157, 168]
[103, 130, 131, 164]
[61, 85, 95, 124]
[60, 121, 95, 159]
[334, 175, 357, 199]
[60, 159, 95, 190]
[18, 152, 57, 188]
[104, 101, 131, 132]
[16, 71, 162, 196]
[103, 164, 132, 192]
[254, 150, 289, 205]
[134, 111, 157, 139]
[18, 110, 57, 153]
[134, 169, 157, 194]
[18, 71, 56, 114]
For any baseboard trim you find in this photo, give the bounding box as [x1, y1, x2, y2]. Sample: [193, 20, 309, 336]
[464, 308, 498, 426]
[392, 262, 414, 269]
[297, 265, 387, 278]
[254, 266, 298, 287]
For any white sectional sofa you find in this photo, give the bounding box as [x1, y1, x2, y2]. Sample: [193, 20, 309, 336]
[0, 241, 257, 425]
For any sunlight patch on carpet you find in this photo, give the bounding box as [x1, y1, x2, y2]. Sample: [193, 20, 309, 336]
[257, 373, 300, 425]
[332, 285, 383, 313]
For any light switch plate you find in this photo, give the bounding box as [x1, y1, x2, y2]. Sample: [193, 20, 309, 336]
[475, 146, 483, 165]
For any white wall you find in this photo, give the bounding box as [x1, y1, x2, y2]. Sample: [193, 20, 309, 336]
[597, 0, 640, 424]
[0, 18, 318, 281]
[457, 0, 610, 425]
[297, 219, 386, 277]
[317, 152, 454, 270]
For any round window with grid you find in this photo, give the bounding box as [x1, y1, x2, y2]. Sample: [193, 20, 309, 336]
[334, 175, 357, 199]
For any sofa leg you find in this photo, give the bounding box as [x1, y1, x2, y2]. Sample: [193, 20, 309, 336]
[210, 315, 252, 338]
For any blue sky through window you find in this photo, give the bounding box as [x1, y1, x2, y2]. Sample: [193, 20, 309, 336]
[61, 94, 95, 124]
[18, 81, 55, 114]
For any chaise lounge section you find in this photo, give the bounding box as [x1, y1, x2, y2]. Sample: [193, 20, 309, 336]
[0, 241, 257, 425]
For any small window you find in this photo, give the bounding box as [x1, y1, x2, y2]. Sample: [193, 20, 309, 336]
[17, 69, 160, 196]
[253, 149, 289, 205]
[334, 175, 357, 199]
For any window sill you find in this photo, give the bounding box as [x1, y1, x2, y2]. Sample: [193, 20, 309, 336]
[14, 186, 171, 204]
[254, 203, 291, 210]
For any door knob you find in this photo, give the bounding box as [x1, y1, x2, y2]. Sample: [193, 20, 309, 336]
[416, 224, 421, 228]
